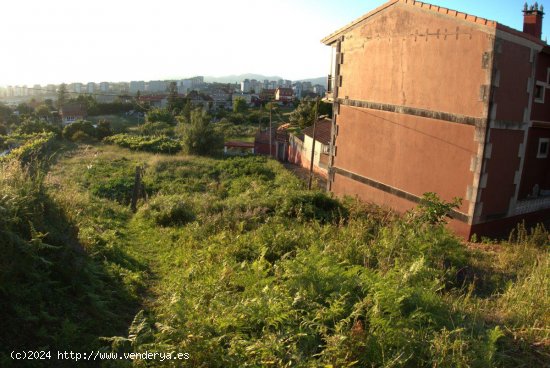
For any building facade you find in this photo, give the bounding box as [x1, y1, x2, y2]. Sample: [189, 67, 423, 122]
[323, 0, 550, 238]
[288, 118, 332, 178]
[275, 87, 294, 103]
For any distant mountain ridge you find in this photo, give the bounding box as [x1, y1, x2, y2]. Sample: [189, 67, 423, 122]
[203, 74, 326, 86]
[204, 74, 283, 84]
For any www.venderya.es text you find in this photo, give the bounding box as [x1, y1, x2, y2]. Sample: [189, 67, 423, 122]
[11, 350, 190, 362]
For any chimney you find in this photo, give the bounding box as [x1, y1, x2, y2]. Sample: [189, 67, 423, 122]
[523, 2, 544, 39]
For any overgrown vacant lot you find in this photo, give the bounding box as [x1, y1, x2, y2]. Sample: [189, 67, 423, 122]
[1, 142, 548, 367]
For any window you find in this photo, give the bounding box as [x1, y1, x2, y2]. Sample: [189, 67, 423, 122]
[537, 138, 549, 158]
[322, 144, 330, 154]
[535, 82, 545, 103]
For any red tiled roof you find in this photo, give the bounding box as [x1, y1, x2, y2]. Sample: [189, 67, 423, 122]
[138, 95, 167, 102]
[61, 103, 86, 116]
[302, 118, 332, 145]
[224, 141, 255, 148]
[322, 0, 545, 46]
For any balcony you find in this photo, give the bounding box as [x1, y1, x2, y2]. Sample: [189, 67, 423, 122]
[319, 153, 330, 169]
[325, 75, 334, 102]
[515, 195, 550, 215]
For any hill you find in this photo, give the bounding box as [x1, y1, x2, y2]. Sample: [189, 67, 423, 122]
[203, 74, 326, 85]
[204, 74, 284, 83]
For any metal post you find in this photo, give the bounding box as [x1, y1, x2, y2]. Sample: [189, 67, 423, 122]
[308, 98, 320, 190]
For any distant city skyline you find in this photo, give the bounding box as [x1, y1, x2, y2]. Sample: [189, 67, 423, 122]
[1, 0, 549, 87]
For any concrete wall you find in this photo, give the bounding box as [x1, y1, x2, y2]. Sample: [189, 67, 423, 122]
[288, 135, 328, 178]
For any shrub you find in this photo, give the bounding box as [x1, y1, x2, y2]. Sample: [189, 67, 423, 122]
[277, 191, 348, 224]
[96, 120, 113, 140]
[16, 119, 60, 136]
[139, 195, 195, 226]
[71, 130, 95, 143]
[62, 120, 97, 141]
[1, 132, 56, 164]
[146, 108, 174, 124]
[508, 221, 550, 248]
[410, 192, 462, 225]
[181, 110, 223, 155]
[104, 134, 181, 154]
[138, 121, 174, 137]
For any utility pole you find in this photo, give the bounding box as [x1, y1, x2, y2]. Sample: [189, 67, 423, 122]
[308, 98, 320, 190]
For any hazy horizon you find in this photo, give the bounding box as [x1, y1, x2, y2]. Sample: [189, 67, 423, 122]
[2, 0, 548, 87]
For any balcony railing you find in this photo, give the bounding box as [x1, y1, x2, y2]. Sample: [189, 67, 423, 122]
[515, 195, 550, 215]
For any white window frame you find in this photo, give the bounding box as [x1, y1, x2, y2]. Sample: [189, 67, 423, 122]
[537, 138, 549, 159]
[534, 81, 546, 104]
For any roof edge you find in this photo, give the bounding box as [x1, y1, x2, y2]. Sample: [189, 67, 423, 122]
[321, 0, 399, 45]
[321, 0, 501, 45]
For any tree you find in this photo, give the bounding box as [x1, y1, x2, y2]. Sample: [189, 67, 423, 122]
[167, 82, 181, 112]
[179, 100, 192, 124]
[16, 102, 33, 116]
[96, 120, 113, 140]
[35, 104, 51, 121]
[146, 107, 174, 124]
[181, 109, 223, 155]
[44, 99, 54, 110]
[0, 103, 12, 124]
[57, 83, 68, 109]
[318, 101, 333, 118]
[233, 97, 248, 113]
[16, 119, 60, 135]
[0, 122, 7, 135]
[289, 99, 316, 129]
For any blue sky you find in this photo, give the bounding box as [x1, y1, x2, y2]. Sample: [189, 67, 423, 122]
[0, 0, 548, 86]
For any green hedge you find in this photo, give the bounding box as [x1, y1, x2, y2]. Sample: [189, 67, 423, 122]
[104, 133, 181, 154]
[0, 132, 56, 163]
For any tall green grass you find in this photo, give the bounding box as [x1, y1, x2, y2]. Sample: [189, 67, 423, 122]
[3, 141, 548, 367]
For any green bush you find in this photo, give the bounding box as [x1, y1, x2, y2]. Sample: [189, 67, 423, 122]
[181, 109, 223, 155]
[62, 120, 97, 141]
[1, 132, 56, 164]
[146, 108, 174, 124]
[71, 130, 95, 143]
[0, 160, 138, 359]
[104, 133, 181, 154]
[277, 191, 348, 224]
[138, 121, 174, 136]
[16, 119, 60, 136]
[139, 195, 196, 226]
[96, 120, 113, 140]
